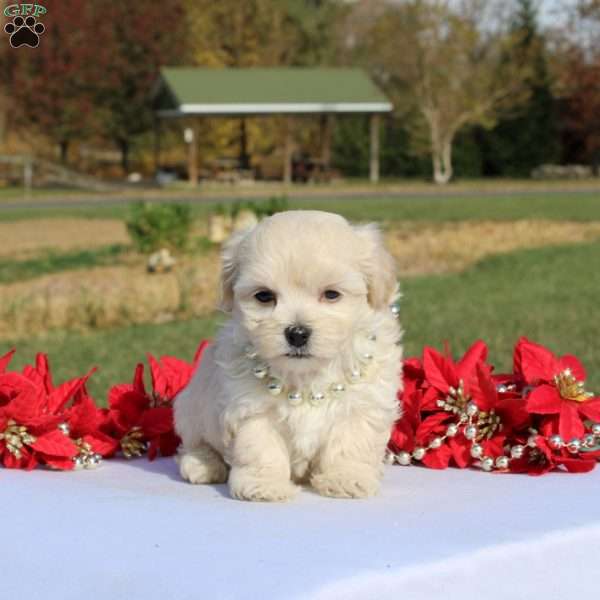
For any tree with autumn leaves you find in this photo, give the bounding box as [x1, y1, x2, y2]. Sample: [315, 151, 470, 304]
[557, 2, 600, 172]
[94, 2, 188, 172]
[560, 48, 600, 172]
[5, 0, 187, 167]
[7, 0, 102, 163]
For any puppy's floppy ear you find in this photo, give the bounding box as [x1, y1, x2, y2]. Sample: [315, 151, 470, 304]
[219, 227, 251, 313]
[354, 223, 398, 310]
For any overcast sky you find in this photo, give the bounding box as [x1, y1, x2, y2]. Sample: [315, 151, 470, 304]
[538, 0, 578, 25]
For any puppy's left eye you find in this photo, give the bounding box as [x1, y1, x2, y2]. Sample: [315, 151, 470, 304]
[323, 290, 341, 301]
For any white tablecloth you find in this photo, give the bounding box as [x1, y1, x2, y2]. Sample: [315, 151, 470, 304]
[2, 460, 599, 600]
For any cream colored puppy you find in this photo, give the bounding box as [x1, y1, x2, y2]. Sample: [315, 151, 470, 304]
[174, 210, 402, 501]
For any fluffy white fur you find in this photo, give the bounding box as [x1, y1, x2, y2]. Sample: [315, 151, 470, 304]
[174, 210, 402, 501]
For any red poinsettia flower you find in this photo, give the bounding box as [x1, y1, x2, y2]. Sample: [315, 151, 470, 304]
[0, 350, 92, 470]
[389, 354, 470, 469]
[0, 348, 15, 373]
[514, 337, 600, 441]
[104, 341, 208, 460]
[414, 412, 462, 469]
[64, 392, 119, 458]
[148, 344, 206, 401]
[416, 341, 492, 469]
[105, 363, 175, 460]
[460, 363, 532, 473]
[473, 363, 531, 438]
[508, 435, 557, 476]
[388, 358, 424, 455]
[420, 340, 489, 410]
[390, 342, 493, 470]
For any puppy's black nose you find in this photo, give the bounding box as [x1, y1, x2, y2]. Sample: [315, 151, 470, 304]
[285, 325, 311, 348]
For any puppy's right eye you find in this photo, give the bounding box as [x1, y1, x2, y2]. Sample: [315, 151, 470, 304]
[254, 290, 276, 304]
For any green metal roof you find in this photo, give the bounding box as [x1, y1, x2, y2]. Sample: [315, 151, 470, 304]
[154, 67, 392, 116]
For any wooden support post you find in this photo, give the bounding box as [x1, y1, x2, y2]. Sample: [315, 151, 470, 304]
[369, 113, 380, 184]
[239, 117, 250, 170]
[187, 122, 198, 186]
[153, 117, 161, 176]
[320, 114, 333, 169]
[23, 156, 32, 200]
[283, 117, 293, 184]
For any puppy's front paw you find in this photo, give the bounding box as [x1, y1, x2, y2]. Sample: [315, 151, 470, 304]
[177, 447, 228, 484]
[311, 469, 380, 499]
[229, 467, 297, 502]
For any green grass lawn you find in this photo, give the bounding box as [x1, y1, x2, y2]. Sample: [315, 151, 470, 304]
[0, 244, 128, 284]
[1, 192, 600, 223]
[0, 186, 94, 200]
[4, 239, 600, 404]
[295, 192, 600, 223]
[402, 240, 600, 388]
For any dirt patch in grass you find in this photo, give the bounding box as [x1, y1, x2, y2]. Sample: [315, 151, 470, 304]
[0, 252, 220, 338]
[0, 218, 129, 258]
[385, 220, 600, 276]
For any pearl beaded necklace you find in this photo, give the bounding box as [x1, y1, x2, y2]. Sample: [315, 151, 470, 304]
[246, 340, 372, 407]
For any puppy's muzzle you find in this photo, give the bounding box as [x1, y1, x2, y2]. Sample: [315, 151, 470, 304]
[284, 325, 311, 349]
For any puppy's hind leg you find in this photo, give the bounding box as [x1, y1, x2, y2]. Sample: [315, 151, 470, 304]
[177, 443, 229, 485]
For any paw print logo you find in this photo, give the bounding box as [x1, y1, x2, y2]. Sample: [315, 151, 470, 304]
[4, 16, 45, 48]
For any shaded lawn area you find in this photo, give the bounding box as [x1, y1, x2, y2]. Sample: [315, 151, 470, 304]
[1, 192, 600, 223]
[4, 239, 599, 404]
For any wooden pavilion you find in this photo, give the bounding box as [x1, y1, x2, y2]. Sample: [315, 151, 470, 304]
[152, 67, 392, 184]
